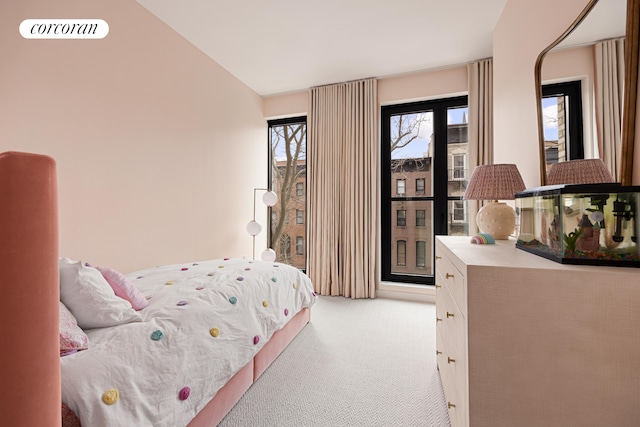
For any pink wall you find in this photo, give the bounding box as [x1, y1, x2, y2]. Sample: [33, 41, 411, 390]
[263, 67, 468, 119]
[1, 0, 267, 272]
[493, 0, 594, 187]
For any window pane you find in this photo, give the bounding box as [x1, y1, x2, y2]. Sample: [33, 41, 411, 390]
[296, 236, 304, 255]
[446, 106, 470, 237]
[448, 200, 469, 236]
[390, 111, 433, 197]
[416, 209, 426, 227]
[397, 240, 406, 266]
[390, 200, 433, 276]
[279, 234, 291, 258]
[541, 81, 584, 170]
[416, 241, 426, 268]
[447, 107, 469, 197]
[269, 119, 306, 270]
[397, 209, 406, 226]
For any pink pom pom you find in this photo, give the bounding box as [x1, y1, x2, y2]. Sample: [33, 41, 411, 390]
[179, 387, 190, 400]
[253, 335, 260, 345]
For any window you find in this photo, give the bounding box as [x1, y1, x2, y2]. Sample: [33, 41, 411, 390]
[268, 116, 307, 271]
[541, 81, 584, 168]
[381, 96, 469, 285]
[452, 200, 465, 222]
[296, 236, 304, 255]
[397, 240, 406, 266]
[416, 241, 426, 268]
[452, 154, 466, 180]
[279, 234, 291, 259]
[397, 209, 406, 226]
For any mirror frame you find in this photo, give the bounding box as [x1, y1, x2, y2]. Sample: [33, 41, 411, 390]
[621, 0, 639, 185]
[534, 0, 639, 186]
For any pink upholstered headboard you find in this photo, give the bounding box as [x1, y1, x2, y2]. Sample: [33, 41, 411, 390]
[0, 151, 60, 426]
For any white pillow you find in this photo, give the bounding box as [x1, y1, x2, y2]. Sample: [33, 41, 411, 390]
[59, 257, 142, 329]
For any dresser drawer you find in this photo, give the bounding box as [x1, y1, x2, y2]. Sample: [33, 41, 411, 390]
[435, 249, 466, 317]
[437, 328, 468, 427]
[436, 283, 466, 360]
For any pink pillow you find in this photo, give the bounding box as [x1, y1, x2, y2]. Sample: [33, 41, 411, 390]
[95, 265, 149, 310]
[61, 403, 81, 427]
[59, 302, 88, 356]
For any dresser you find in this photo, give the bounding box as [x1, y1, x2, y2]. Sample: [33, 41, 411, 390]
[435, 236, 640, 427]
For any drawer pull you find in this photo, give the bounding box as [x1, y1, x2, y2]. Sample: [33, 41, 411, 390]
[436, 350, 442, 355]
[446, 272, 454, 279]
[446, 311, 454, 318]
[435, 284, 442, 289]
[448, 402, 456, 409]
[447, 357, 456, 364]
[436, 317, 442, 322]
[435, 255, 442, 260]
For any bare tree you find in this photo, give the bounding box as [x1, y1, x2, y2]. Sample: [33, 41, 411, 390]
[270, 123, 306, 261]
[390, 113, 431, 172]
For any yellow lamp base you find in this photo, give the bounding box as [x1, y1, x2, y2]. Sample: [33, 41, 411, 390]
[476, 201, 515, 240]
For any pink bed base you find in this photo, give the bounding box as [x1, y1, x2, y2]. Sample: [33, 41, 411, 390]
[0, 151, 311, 427]
[187, 307, 310, 427]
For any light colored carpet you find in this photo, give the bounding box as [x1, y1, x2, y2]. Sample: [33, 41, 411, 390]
[218, 296, 451, 427]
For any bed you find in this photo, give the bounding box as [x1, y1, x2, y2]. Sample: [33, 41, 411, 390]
[0, 151, 316, 427]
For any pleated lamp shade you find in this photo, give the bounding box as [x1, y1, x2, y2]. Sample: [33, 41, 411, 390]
[547, 159, 614, 185]
[463, 164, 526, 201]
[464, 164, 526, 240]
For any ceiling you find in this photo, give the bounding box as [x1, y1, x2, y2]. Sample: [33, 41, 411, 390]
[136, 0, 626, 97]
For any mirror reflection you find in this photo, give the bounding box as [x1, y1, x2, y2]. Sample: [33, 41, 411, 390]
[538, 0, 626, 183]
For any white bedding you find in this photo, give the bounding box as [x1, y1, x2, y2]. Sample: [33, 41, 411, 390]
[61, 258, 316, 427]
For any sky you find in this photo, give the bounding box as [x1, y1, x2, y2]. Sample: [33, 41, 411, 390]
[392, 107, 468, 159]
[542, 97, 560, 141]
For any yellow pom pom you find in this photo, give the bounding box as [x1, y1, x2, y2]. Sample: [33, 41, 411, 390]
[209, 327, 220, 337]
[102, 388, 119, 405]
[262, 300, 269, 308]
[165, 281, 174, 285]
[292, 283, 297, 289]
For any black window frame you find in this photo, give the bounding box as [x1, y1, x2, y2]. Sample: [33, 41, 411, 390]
[541, 80, 584, 163]
[267, 115, 307, 272]
[381, 95, 468, 285]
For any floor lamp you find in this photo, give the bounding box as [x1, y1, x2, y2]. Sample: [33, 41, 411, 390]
[246, 188, 278, 261]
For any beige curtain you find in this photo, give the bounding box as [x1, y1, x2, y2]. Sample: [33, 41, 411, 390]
[307, 78, 378, 298]
[467, 58, 494, 234]
[594, 37, 625, 181]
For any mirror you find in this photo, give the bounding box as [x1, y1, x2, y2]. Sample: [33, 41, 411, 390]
[535, 0, 638, 186]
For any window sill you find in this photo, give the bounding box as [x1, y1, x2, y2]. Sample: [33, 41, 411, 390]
[377, 281, 435, 303]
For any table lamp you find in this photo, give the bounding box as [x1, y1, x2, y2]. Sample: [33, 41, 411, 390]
[463, 164, 526, 239]
[546, 158, 614, 184]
